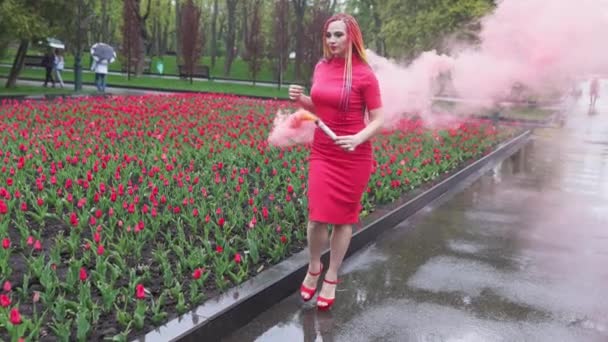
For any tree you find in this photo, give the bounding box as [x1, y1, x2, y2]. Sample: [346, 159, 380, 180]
[379, 0, 495, 60]
[345, 0, 385, 56]
[1, 0, 82, 88]
[210, 0, 219, 68]
[291, 0, 307, 81]
[223, 0, 238, 76]
[302, 0, 332, 85]
[244, 0, 264, 84]
[180, 0, 203, 83]
[123, 0, 144, 79]
[121, 0, 152, 75]
[272, 0, 290, 88]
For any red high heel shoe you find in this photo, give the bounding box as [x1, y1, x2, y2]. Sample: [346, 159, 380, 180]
[316, 278, 340, 311]
[300, 265, 323, 302]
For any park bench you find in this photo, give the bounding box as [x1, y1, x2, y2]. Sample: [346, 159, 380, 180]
[178, 64, 210, 79]
[23, 55, 45, 67]
[120, 57, 152, 73]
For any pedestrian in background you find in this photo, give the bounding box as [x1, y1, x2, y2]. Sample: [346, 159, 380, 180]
[53, 49, 65, 88]
[91, 58, 109, 92]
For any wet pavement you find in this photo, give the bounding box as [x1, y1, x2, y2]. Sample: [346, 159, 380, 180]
[223, 82, 608, 342]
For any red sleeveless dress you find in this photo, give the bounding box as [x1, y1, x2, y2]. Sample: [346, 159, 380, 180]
[307, 55, 382, 225]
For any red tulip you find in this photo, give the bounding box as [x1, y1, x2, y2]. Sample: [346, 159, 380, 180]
[2, 238, 10, 249]
[3, 281, 11, 292]
[0, 199, 7, 214]
[69, 212, 79, 227]
[0, 294, 10, 307]
[192, 268, 203, 279]
[9, 308, 21, 325]
[135, 284, 146, 299]
[79, 268, 87, 281]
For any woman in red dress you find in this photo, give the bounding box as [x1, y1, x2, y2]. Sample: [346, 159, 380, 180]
[288, 13, 384, 310]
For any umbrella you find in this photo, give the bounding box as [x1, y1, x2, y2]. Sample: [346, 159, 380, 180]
[35, 37, 65, 50]
[46, 38, 65, 49]
[90, 43, 116, 63]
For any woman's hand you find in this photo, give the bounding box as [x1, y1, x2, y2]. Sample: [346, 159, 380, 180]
[335, 134, 363, 152]
[288, 85, 305, 101]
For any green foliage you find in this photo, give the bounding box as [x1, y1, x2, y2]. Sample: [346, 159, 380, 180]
[378, 0, 495, 59]
[0, 0, 45, 39]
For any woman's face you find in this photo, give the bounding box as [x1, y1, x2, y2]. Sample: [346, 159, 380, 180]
[326, 20, 348, 58]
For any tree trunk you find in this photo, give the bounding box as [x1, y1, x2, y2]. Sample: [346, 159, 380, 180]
[136, 0, 152, 74]
[101, 0, 109, 42]
[292, 0, 307, 81]
[161, 19, 168, 55]
[175, 0, 182, 64]
[371, 0, 384, 56]
[241, 1, 248, 60]
[210, 0, 218, 68]
[152, 16, 159, 56]
[223, 0, 238, 76]
[5, 39, 29, 89]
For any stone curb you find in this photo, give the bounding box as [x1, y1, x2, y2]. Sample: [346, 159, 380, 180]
[132, 129, 533, 342]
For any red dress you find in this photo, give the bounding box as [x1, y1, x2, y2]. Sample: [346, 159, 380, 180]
[307, 55, 382, 225]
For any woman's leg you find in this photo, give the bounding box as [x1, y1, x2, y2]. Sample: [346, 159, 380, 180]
[318, 224, 353, 307]
[55, 70, 64, 88]
[101, 74, 107, 92]
[301, 220, 328, 299]
[95, 73, 101, 91]
[44, 68, 53, 87]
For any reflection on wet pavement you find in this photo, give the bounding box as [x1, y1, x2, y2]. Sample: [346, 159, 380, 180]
[223, 81, 608, 342]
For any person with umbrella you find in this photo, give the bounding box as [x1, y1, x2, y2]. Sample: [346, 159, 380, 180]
[91, 58, 109, 92]
[90, 43, 116, 92]
[41, 49, 55, 88]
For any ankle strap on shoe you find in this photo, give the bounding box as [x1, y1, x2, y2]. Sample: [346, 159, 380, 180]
[308, 265, 323, 276]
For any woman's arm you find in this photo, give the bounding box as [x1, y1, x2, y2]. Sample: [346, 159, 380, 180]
[356, 107, 384, 143]
[335, 69, 384, 151]
[334, 108, 384, 151]
[288, 84, 316, 112]
[297, 94, 316, 113]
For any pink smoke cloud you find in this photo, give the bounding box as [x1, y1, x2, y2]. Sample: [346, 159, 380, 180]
[368, 0, 608, 125]
[267, 109, 316, 147]
[269, 0, 608, 147]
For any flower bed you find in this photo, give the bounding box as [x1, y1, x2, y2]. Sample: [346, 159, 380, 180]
[0, 94, 516, 341]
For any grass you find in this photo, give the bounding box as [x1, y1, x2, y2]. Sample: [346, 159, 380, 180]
[0, 66, 291, 99]
[432, 99, 556, 122]
[0, 49, 299, 83]
[0, 85, 78, 96]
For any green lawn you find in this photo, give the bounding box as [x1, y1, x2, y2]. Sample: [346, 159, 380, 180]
[0, 84, 96, 96]
[0, 49, 299, 83]
[0, 66, 291, 99]
[432, 99, 555, 122]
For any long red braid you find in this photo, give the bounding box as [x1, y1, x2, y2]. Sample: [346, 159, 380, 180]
[322, 13, 368, 112]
